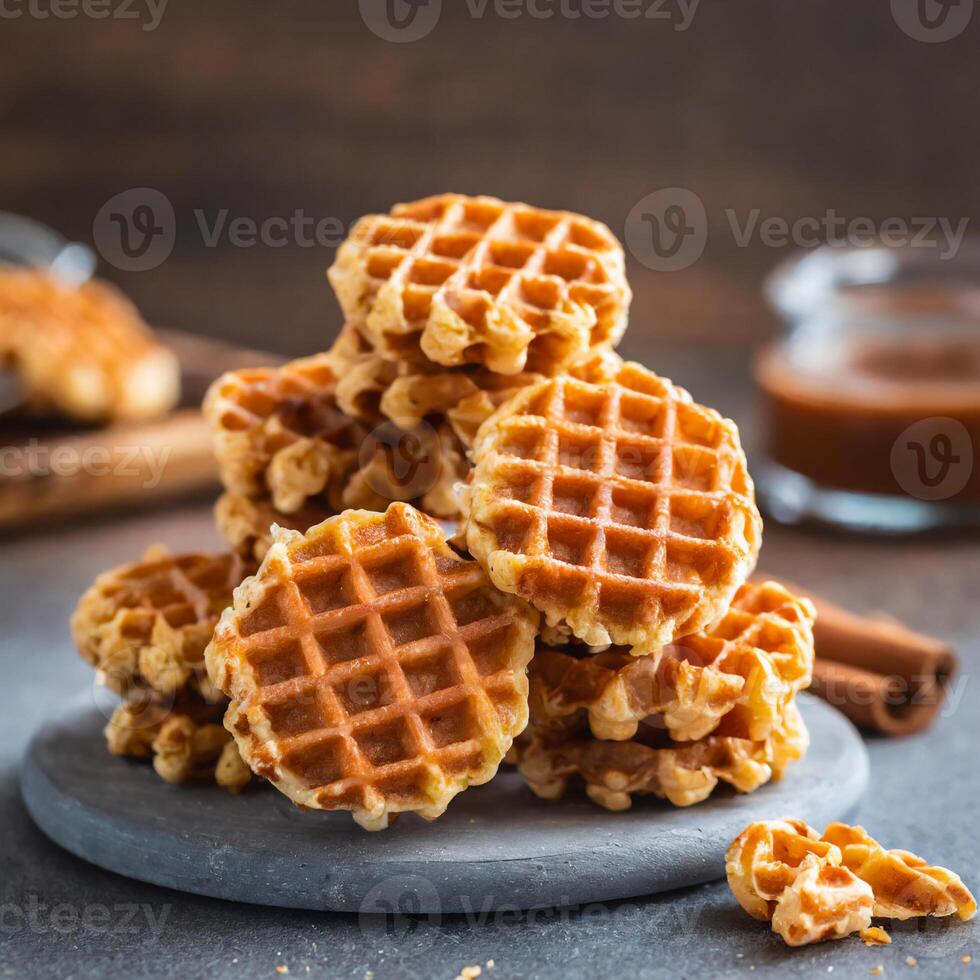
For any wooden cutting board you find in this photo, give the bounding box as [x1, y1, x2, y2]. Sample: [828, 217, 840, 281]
[0, 330, 282, 529]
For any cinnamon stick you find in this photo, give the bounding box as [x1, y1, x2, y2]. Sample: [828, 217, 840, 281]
[764, 576, 958, 737]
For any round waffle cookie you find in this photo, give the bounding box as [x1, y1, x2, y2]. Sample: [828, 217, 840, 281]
[327, 194, 631, 375]
[517, 699, 809, 811]
[464, 360, 763, 653]
[72, 547, 256, 698]
[203, 353, 366, 514]
[529, 580, 815, 742]
[205, 502, 539, 830]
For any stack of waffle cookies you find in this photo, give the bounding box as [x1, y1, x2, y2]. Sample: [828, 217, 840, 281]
[204, 193, 632, 531]
[72, 194, 815, 829]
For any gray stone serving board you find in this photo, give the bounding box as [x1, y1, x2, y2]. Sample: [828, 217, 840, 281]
[20, 693, 867, 914]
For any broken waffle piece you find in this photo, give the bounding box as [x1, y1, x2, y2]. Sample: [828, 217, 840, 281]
[0, 268, 179, 422]
[72, 548, 255, 697]
[727, 819, 873, 946]
[328, 193, 631, 375]
[727, 819, 976, 947]
[203, 353, 365, 514]
[518, 700, 808, 811]
[726, 818, 848, 921]
[205, 502, 539, 830]
[104, 692, 251, 792]
[528, 579, 814, 742]
[464, 359, 762, 653]
[771, 858, 874, 947]
[821, 822, 977, 921]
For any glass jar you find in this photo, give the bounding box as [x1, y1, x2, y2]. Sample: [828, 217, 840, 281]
[0, 211, 95, 283]
[755, 242, 980, 534]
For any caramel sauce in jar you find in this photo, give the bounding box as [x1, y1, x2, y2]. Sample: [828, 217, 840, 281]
[756, 322, 980, 505]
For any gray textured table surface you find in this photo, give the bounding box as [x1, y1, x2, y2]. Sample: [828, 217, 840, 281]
[2, 348, 978, 979]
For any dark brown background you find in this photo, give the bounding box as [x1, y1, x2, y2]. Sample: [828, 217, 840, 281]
[1, 1, 977, 358]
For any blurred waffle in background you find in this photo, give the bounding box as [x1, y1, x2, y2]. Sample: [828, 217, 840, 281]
[0, 213, 280, 529]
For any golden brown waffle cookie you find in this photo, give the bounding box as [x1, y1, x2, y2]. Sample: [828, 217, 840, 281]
[726, 819, 850, 922]
[328, 194, 630, 375]
[203, 354, 365, 514]
[341, 422, 467, 519]
[104, 692, 251, 792]
[0, 268, 179, 422]
[822, 822, 977, 921]
[517, 700, 808, 811]
[464, 360, 762, 652]
[215, 493, 335, 561]
[726, 819, 976, 947]
[72, 547, 256, 698]
[205, 502, 539, 830]
[528, 580, 814, 742]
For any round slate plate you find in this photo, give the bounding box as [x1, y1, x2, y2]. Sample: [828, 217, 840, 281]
[21, 693, 867, 913]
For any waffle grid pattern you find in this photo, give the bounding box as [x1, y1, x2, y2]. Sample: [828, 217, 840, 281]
[466, 365, 762, 651]
[72, 550, 255, 696]
[329, 194, 630, 374]
[208, 504, 536, 829]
